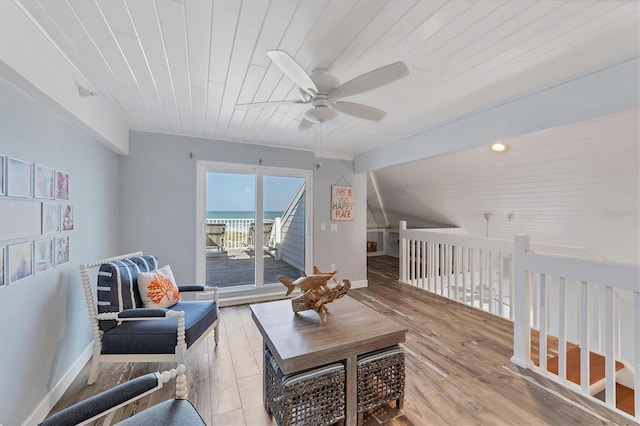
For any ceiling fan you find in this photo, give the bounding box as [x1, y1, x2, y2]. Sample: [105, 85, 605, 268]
[235, 50, 409, 131]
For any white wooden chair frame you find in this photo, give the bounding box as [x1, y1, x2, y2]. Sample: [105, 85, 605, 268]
[42, 365, 190, 426]
[80, 252, 219, 385]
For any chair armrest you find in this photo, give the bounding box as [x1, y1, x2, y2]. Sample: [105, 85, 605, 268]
[178, 284, 206, 292]
[179, 286, 218, 301]
[96, 309, 184, 321]
[39, 373, 160, 426]
[118, 308, 169, 318]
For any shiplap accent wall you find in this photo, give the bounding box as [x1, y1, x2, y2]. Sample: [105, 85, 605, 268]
[370, 109, 640, 264]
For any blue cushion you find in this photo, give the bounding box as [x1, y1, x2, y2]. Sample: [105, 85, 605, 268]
[101, 301, 217, 354]
[97, 256, 159, 331]
[266, 348, 344, 387]
[117, 399, 205, 426]
[357, 344, 404, 365]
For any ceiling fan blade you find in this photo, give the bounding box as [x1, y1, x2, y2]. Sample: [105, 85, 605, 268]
[329, 62, 409, 101]
[299, 118, 314, 131]
[234, 100, 306, 108]
[267, 50, 318, 97]
[333, 101, 387, 121]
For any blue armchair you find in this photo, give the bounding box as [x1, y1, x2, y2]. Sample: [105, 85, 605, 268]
[39, 365, 205, 425]
[80, 252, 219, 385]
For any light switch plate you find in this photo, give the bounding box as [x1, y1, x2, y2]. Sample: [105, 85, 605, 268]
[331, 224, 338, 232]
[321, 223, 326, 231]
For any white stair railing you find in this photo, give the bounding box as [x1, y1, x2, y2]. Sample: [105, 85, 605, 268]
[399, 220, 514, 319]
[511, 234, 640, 423]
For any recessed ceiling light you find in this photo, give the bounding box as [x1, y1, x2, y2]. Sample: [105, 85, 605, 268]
[491, 142, 508, 152]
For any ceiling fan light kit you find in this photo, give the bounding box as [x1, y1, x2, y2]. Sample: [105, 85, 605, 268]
[304, 105, 337, 123]
[236, 50, 409, 131]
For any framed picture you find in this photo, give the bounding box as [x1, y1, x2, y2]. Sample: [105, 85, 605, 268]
[56, 236, 70, 265]
[61, 204, 74, 231]
[34, 239, 54, 274]
[8, 242, 33, 283]
[0, 155, 5, 196]
[0, 247, 5, 287]
[34, 164, 55, 199]
[7, 157, 32, 198]
[331, 185, 354, 221]
[55, 170, 69, 200]
[42, 202, 60, 234]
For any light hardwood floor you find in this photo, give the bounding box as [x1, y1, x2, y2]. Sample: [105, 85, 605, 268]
[47, 256, 629, 425]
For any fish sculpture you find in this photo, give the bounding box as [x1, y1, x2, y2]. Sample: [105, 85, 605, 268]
[278, 268, 337, 296]
[278, 266, 350, 325]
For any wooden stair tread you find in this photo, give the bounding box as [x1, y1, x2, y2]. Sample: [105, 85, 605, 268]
[529, 329, 578, 367]
[546, 347, 624, 386]
[616, 383, 635, 417]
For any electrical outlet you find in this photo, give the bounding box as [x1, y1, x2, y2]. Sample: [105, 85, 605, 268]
[331, 264, 336, 271]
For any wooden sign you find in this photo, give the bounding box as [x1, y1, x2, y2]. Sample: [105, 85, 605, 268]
[331, 185, 354, 221]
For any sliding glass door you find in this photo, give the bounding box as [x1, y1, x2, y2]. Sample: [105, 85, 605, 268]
[196, 162, 311, 293]
[262, 175, 306, 283]
[205, 172, 256, 287]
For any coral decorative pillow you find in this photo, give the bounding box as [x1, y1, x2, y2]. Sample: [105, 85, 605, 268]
[137, 265, 181, 309]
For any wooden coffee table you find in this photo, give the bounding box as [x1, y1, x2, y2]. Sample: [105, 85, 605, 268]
[250, 296, 407, 426]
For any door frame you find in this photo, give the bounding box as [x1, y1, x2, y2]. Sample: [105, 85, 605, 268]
[195, 160, 312, 293]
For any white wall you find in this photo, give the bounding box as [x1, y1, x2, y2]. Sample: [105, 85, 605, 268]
[0, 77, 120, 425]
[120, 131, 367, 286]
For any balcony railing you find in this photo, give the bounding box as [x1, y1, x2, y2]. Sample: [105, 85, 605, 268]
[207, 218, 280, 250]
[207, 218, 253, 250]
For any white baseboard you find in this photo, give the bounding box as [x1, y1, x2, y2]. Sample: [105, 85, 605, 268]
[350, 279, 368, 289]
[25, 342, 93, 425]
[219, 290, 288, 307]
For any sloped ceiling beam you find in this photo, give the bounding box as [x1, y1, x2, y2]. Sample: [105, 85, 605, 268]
[355, 58, 640, 173]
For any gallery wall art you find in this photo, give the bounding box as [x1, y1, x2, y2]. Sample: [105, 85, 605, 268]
[7, 157, 32, 198]
[56, 171, 69, 200]
[35, 239, 53, 274]
[9, 242, 33, 284]
[42, 202, 60, 234]
[0, 157, 74, 286]
[0, 247, 5, 287]
[34, 165, 55, 199]
[62, 204, 74, 231]
[56, 236, 70, 265]
[0, 156, 5, 196]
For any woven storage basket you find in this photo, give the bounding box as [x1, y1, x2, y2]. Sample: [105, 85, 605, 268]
[264, 349, 346, 426]
[357, 345, 405, 413]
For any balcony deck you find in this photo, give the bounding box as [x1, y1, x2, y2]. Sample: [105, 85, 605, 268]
[206, 248, 301, 287]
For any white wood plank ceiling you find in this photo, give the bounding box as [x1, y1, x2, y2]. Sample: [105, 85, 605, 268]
[15, 0, 640, 157]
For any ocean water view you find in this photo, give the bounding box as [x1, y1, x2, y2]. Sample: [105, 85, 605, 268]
[207, 211, 284, 220]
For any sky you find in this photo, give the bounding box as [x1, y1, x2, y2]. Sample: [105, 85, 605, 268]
[206, 173, 304, 212]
